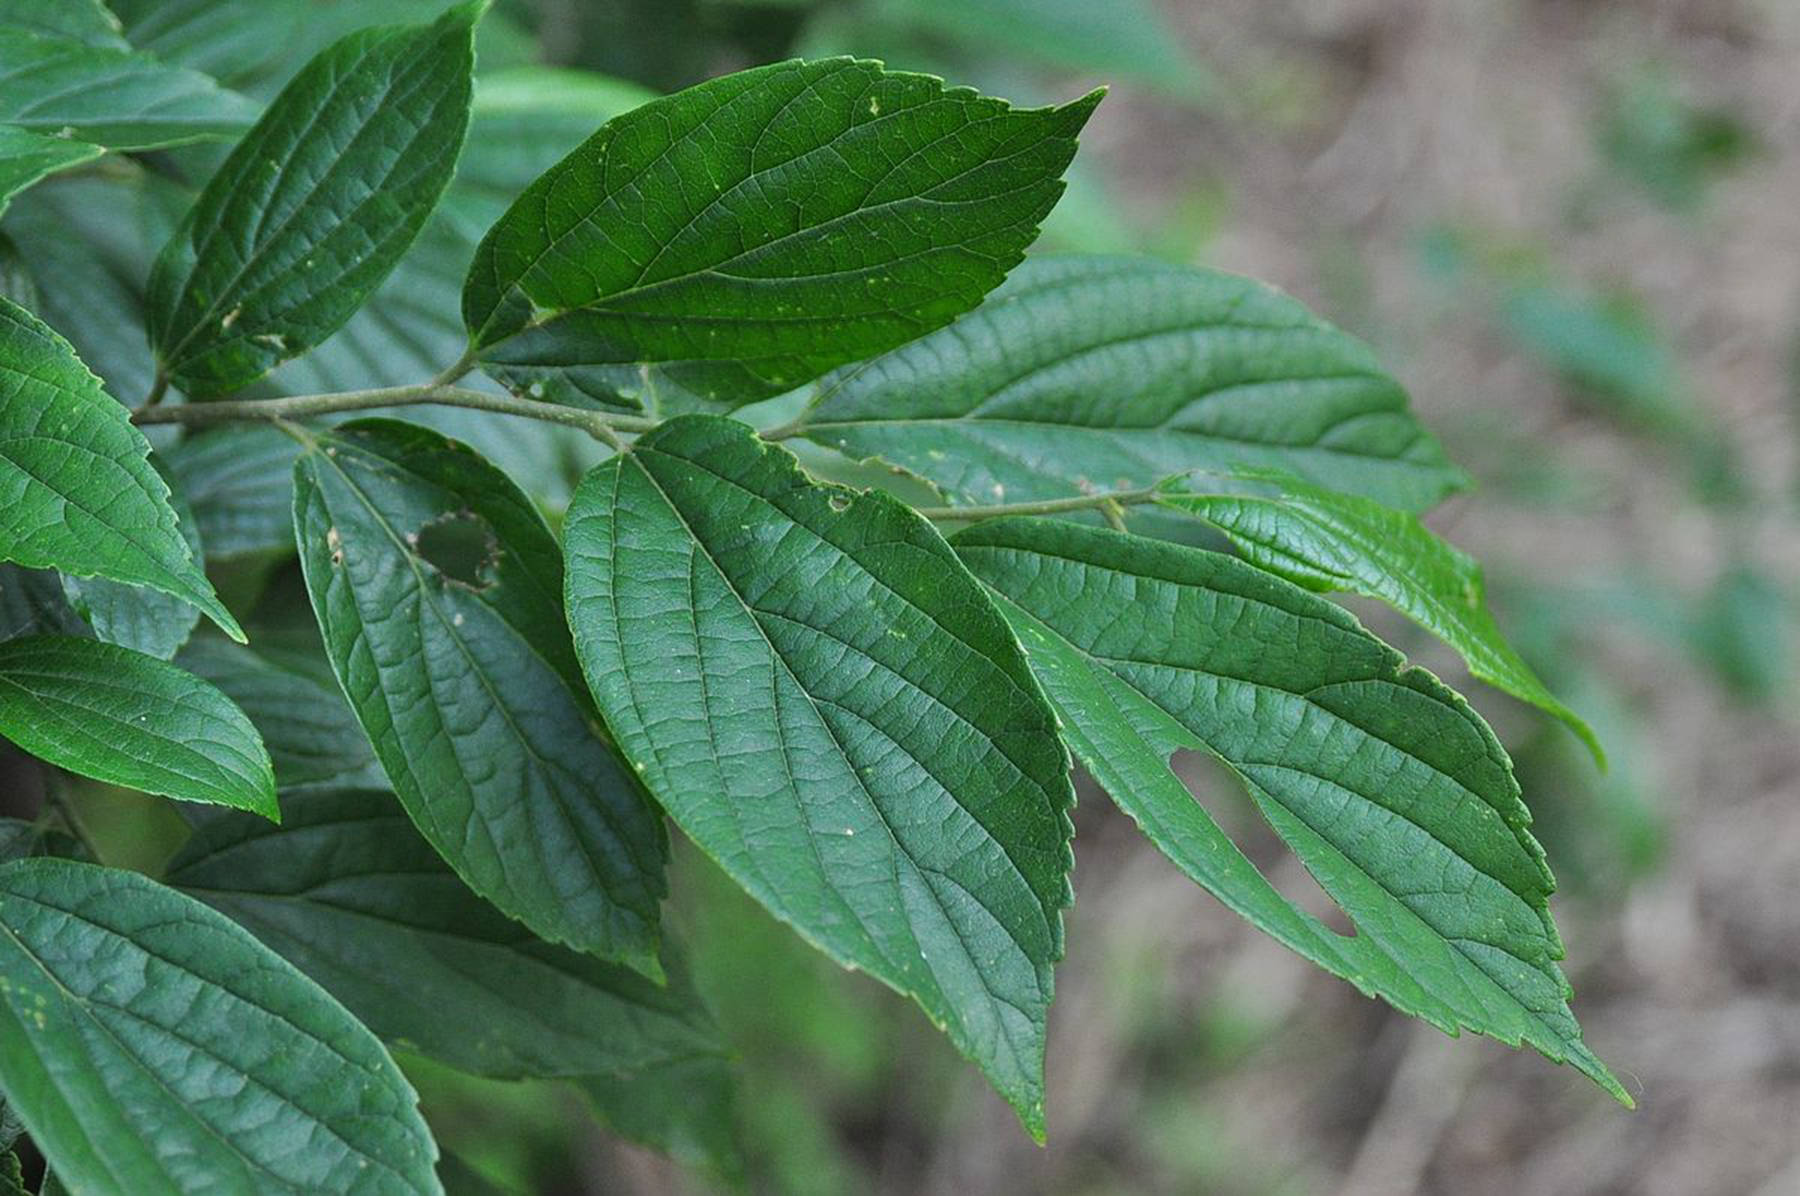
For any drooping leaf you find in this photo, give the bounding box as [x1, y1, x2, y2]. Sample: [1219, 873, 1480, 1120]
[562, 414, 1074, 1137]
[0, 127, 102, 220]
[952, 518, 1628, 1104]
[177, 637, 386, 793]
[797, 255, 1466, 513]
[463, 57, 1100, 410]
[0, 858, 440, 1194]
[1156, 469, 1601, 761]
[167, 789, 728, 1083]
[0, 0, 128, 47]
[146, 2, 480, 398]
[163, 424, 299, 558]
[0, 295, 240, 638]
[59, 454, 204, 661]
[0, 635, 277, 819]
[292, 419, 668, 977]
[0, 30, 256, 150]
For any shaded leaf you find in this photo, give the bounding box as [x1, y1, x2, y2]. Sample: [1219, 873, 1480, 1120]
[562, 414, 1073, 1137]
[163, 424, 299, 557]
[292, 420, 667, 976]
[1157, 469, 1600, 761]
[177, 636, 386, 793]
[0, 295, 239, 638]
[168, 788, 727, 1083]
[0, 858, 440, 1194]
[147, 2, 480, 397]
[953, 518, 1628, 1104]
[0, 127, 102, 220]
[464, 57, 1099, 409]
[798, 255, 1465, 513]
[0, 30, 256, 150]
[0, 0, 127, 47]
[0, 635, 276, 819]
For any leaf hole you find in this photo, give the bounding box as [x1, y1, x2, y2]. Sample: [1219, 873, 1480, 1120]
[1168, 748, 1357, 939]
[415, 511, 499, 590]
[826, 492, 852, 513]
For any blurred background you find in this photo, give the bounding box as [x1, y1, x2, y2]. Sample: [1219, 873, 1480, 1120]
[15, 0, 1800, 1192]
[482, 2, 1793, 1193]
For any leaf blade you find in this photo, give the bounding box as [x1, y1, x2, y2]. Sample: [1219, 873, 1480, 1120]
[799, 255, 1466, 513]
[291, 419, 668, 977]
[0, 295, 239, 639]
[146, 2, 480, 397]
[952, 519, 1627, 1105]
[0, 635, 276, 818]
[1157, 469, 1601, 761]
[562, 414, 1074, 1136]
[0, 858, 440, 1194]
[0, 127, 103, 220]
[464, 58, 1099, 409]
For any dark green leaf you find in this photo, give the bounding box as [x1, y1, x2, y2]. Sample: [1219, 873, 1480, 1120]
[168, 788, 726, 1082]
[562, 414, 1074, 1137]
[59, 455, 204, 661]
[292, 420, 667, 976]
[0, 858, 440, 1193]
[163, 424, 299, 558]
[0, 817, 78, 865]
[0, 565, 84, 642]
[0, 295, 239, 638]
[1157, 469, 1601, 761]
[147, 2, 480, 397]
[0, 30, 256, 150]
[464, 58, 1099, 409]
[952, 518, 1628, 1104]
[0, 127, 102, 219]
[0, 635, 276, 819]
[177, 637, 386, 793]
[798, 255, 1466, 513]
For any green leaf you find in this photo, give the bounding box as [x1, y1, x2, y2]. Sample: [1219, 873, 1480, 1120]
[562, 414, 1074, 1137]
[463, 58, 1100, 410]
[0, 0, 127, 47]
[59, 455, 204, 661]
[163, 424, 299, 558]
[0, 564, 84, 642]
[0, 817, 79, 866]
[797, 255, 1466, 513]
[0, 858, 440, 1194]
[578, 1057, 743, 1183]
[0, 126, 102, 220]
[0, 635, 277, 819]
[1156, 469, 1601, 762]
[167, 788, 727, 1082]
[177, 637, 386, 794]
[951, 518, 1629, 1105]
[147, 3, 480, 398]
[292, 419, 668, 976]
[0, 295, 240, 639]
[0, 30, 256, 150]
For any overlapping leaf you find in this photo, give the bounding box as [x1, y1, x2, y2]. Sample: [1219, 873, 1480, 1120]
[952, 518, 1628, 1103]
[147, 2, 480, 397]
[0, 859, 439, 1194]
[0, 0, 127, 47]
[168, 788, 728, 1083]
[0, 296, 239, 637]
[0, 128, 101, 220]
[292, 419, 667, 976]
[0, 30, 255, 150]
[0, 635, 276, 818]
[798, 255, 1466, 513]
[463, 57, 1100, 409]
[1157, 469, 1600, 759]
[562, 415, 1074, 1136]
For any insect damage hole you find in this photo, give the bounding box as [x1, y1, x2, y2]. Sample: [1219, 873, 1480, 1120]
[415, 510, 499, 590]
